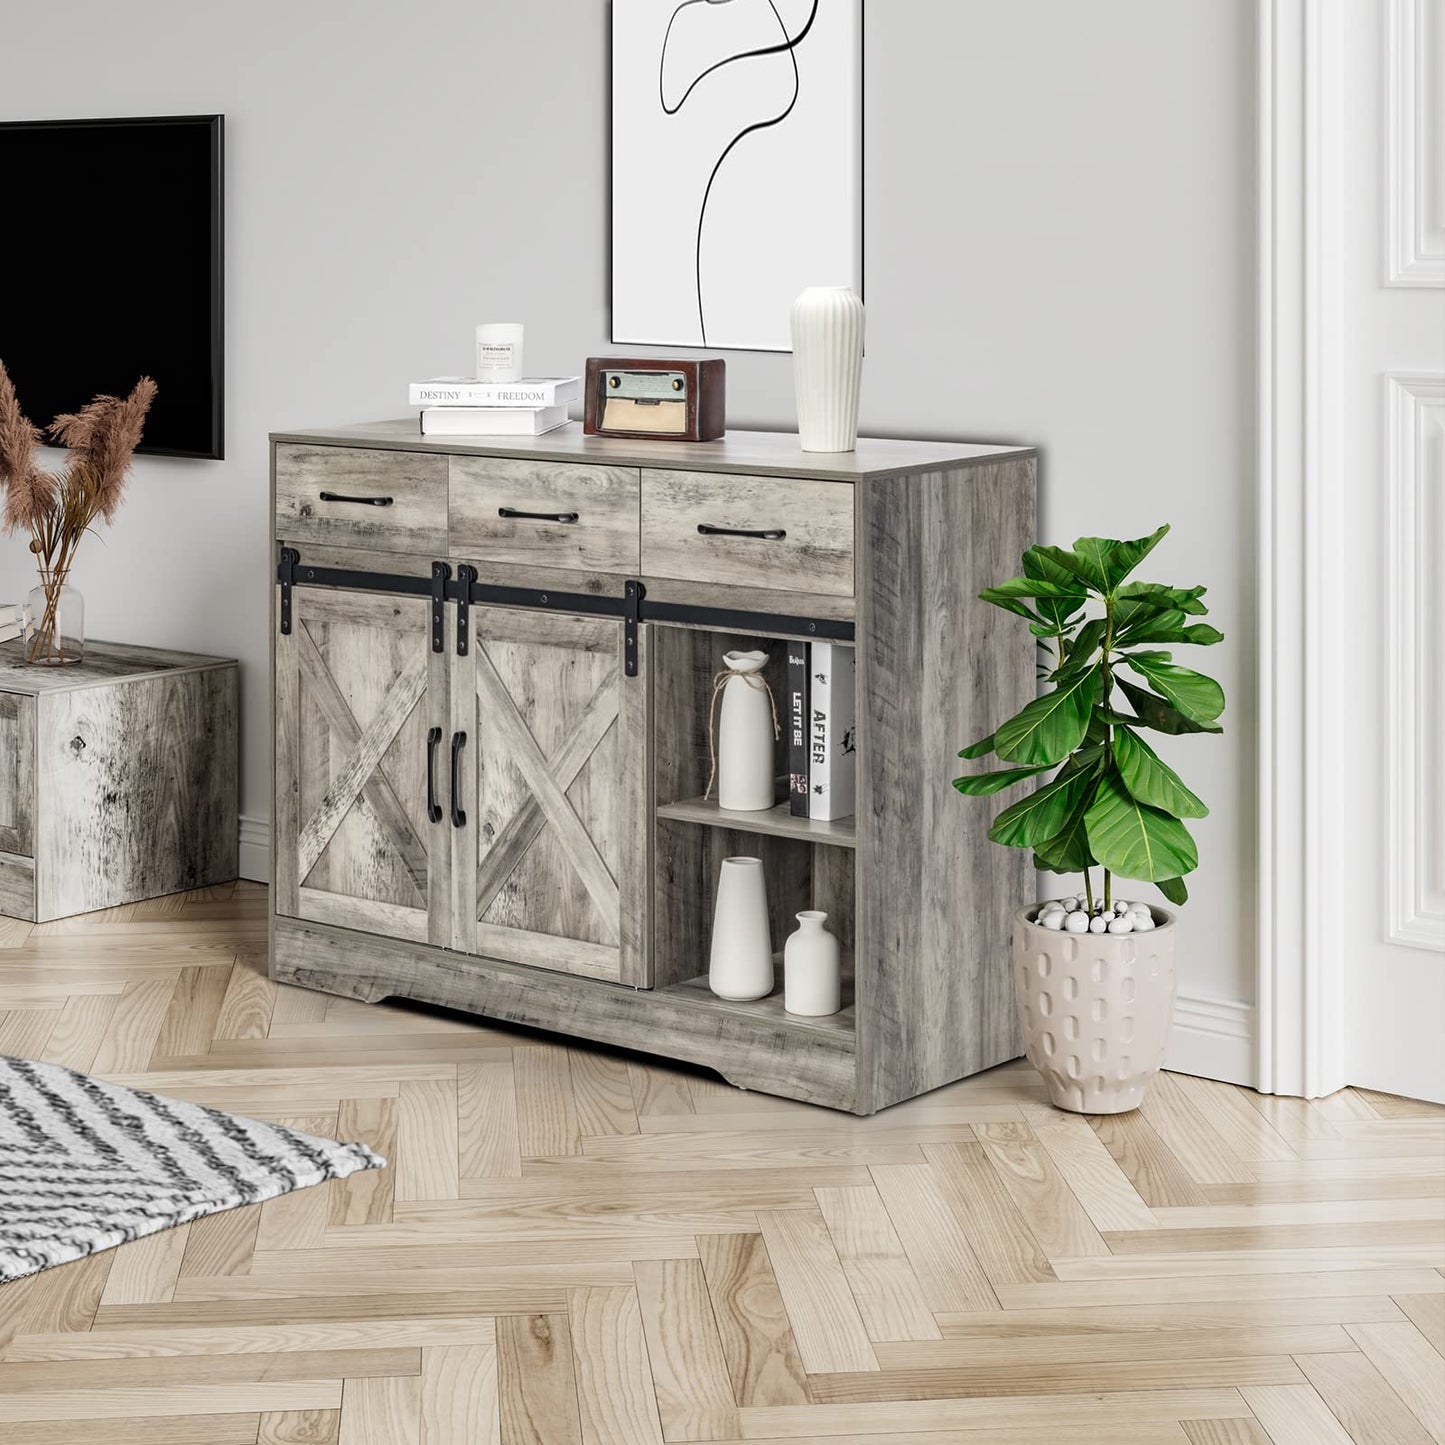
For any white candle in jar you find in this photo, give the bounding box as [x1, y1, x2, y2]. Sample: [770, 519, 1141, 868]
[475, 323, 524, 383]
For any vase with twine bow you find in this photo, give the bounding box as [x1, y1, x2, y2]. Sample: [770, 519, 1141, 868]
[0, 361, 156, 666]
[705, 650, 779, 811]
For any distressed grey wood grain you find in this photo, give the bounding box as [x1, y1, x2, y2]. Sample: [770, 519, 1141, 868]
[273, 588, 448, 947]
[275, 443, 447, 555]
[0, 640, 227, 695]
[452, 606, 649, 986]
[449, 456, 641, 572]
[0, 692, 35, 856]
[270, 420, 1033, 484]
[854, 457, 1036, 1113]
[272, 914, 855, 1111]
[642, 470, 855, 597]
[0, 851, 34, 921]
[32, 663, 238, 922]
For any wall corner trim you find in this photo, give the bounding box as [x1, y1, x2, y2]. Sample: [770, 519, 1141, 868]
[1167, 993, 1257, 1089]
[238, 814, 271, 884]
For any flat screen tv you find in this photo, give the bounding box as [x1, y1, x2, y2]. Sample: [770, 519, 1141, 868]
[0, 115, 223, 460]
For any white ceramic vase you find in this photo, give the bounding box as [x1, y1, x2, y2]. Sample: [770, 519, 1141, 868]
[709, 857, 774, 1001]
[718, 650, 775, 811]
[1013, 904, 1178, 1113]
[783, 911, 841, 1016]
[790, 286, 864, 453]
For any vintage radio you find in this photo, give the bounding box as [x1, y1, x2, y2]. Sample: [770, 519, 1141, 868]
[583, 357, 726, 442]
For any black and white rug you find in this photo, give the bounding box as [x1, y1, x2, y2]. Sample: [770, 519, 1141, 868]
[0, 1054, 384, 1283]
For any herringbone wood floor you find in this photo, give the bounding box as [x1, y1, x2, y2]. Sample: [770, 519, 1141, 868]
[0, 884, 1441, 1444]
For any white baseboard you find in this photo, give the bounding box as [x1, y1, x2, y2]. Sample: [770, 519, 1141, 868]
[1167, 992, 1256, 1088]
[238, 815, 270, 884]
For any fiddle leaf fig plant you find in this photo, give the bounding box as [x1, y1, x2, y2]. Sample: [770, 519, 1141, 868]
[954, 524, 1224, 912]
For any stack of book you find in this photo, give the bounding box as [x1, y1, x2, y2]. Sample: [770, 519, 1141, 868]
[0, 604, 20, 645]
[409, 375, 581, 437]
[787, 641, 857, 822]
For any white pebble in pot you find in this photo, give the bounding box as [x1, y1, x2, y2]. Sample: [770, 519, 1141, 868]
[1088, 915, 1108, 933]
[1134, 912, 1156, 931]
[1107, 916, 1133, 933]
[1114, 900, 1131, 915]
[1128, 902, 1152, 917]
[1064, 912, 1090, 933]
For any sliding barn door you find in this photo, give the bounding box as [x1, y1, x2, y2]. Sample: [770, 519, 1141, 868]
[452, 607, 649, 985]
[275, 589, 451, 946]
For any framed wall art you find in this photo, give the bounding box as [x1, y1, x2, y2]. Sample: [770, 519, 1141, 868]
[611, 0, 863, 351]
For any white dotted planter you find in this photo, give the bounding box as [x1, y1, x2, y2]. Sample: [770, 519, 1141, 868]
[1012, 904, 1178, 1114]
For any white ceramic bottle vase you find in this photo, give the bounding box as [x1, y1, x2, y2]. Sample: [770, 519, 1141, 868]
[708, 858, 774, 1001]
[790, 286, 865, 453]
[783, 911, 841, 1016]
[717, 650, 776, 811]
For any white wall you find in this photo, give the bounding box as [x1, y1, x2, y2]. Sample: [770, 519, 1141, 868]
[0, 2, 1257, 1062]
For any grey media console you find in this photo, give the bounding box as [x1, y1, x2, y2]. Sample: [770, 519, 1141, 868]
[269, 420, 1035, 1113]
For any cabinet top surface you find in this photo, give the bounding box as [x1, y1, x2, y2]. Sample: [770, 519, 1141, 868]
[0, 639, 235, 695]
[269, 419, 1034, 480]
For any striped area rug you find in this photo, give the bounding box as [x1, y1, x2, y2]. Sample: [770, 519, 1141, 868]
[0, 1054, 383, 1283]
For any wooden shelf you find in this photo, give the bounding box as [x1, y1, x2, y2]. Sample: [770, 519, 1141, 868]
[661, 960, 856, 1041]
[656, 796, 857, 849]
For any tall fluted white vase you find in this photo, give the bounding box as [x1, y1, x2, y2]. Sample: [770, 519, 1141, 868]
[790, 286, 864, 453]
[708, 857, 774, 1001]
[716, 650, 776, 812]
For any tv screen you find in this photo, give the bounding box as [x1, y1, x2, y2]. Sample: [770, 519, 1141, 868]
[0, 115, 223, 460]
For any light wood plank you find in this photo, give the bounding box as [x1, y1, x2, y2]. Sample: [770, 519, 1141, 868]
[633, 1259, 739, 1441]
[813, 1185, 941, 1342]
[1028, 1110, 1160, 1232]
[976, 1121, 1113, 1258]
[420, 1344, 498, 1445]
[922, 1142, 1055, 1285]
[0, 1382, 343, 1422]
[1241, 1383, 1356, 1445]
[568, 1285, 665, 1445]
[328, 1097, 397, 1227]
[260, 1410, 341, 1444]
[1394, 1291, 1445, 1357]
[395, 1076, 461, 1202]
[514, 1046, 580, 1158]
[696, 1232, 810, 1409]
[458, 1059, 523, 1179]
[1296, 1348, 1435, 1445]
[338, 1373, 422, 1445]
[495, 1313, 582, 1445]
[98, 1224, 191, 1307]
[1345, 1321, 1445, 1440]
[757, 1207, 879, 1374]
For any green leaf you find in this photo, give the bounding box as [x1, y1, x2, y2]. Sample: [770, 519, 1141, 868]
[1157, 876, 1189, 906]
[958, 731, 996, 760]
[980, 576, 1085, 603]
[993, 666, 1099, 766]
[1054, 618, 1107, 680]
[953, 762, 1055, 796]
[1064, 525, 1170, 595]
[1115, 609, 1225, 648]
[988, 769, 1095, 849]
[1034, 793, 1097, 873]
[1021, 547, 1088, 632]
[1125, 654, 1226, 726]
[1116, 676, 1224, 736]
[1028, 544, 1106, 593]
[1083, 771, 1200, 882]
[1112, 727, 1209, 819]
[1117, 581, 1208, 615]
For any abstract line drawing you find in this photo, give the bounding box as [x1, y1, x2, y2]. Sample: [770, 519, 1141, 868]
[612, 0, 862, 352]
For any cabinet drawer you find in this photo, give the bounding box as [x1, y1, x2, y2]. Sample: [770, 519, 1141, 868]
[275, 444, 447, 556]
[450, 457, 640, 572]
[0, 692, 34, 858]
[641, 470, 855, 596]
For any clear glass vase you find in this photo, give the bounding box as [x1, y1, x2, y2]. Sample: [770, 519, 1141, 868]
[23, 571, 85, 665]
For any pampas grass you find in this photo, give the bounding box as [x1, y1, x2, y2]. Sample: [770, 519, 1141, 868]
[0, 360, 155, 662]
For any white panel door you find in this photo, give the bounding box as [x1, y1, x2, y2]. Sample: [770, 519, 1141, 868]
[1339, 0, 1445, 1100]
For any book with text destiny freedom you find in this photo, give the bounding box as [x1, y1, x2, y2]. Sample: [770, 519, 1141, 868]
[420, 405, 571, 438]
[409, 376, 581, 407]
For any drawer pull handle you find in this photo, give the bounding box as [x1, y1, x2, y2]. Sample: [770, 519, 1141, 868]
[318, 491, 394, 507]
[425, 726, 443, 824]
[449, 731, 467, 828]
[697, 522, 787, 541]
[499, 506, 580, 525]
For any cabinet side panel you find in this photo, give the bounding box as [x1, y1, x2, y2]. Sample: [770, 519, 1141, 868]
[0, 692, 35, 857]
[855, 459, 1036, 1111]
[35, 666, 239, 921]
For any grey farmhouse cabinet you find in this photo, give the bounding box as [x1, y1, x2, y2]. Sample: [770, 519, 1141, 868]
[270, 421, 1035, 1113]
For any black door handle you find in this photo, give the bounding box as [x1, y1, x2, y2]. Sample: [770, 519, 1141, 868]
[697, 522, 786, 541]
[425, 726, 443, 824]
[319, 491, 394, 507]
[450, 731, 467, 828]
[499, 507, 579, 524]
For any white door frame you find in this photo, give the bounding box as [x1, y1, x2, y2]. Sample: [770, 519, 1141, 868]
[1256, 0, 1350, 1097]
